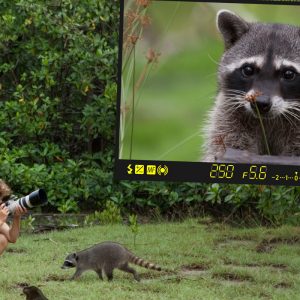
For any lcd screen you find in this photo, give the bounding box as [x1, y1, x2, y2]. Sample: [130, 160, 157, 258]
[115, 0, 300, 185]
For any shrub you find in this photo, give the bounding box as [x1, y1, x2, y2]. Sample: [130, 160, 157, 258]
[0, 0, 118, 212]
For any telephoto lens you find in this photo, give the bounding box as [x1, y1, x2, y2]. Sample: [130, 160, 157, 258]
[6, 189, 48, 214]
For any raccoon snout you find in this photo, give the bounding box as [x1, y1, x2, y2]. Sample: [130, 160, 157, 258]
[250, 95, 272, 113]
[61, 265, 68, 269]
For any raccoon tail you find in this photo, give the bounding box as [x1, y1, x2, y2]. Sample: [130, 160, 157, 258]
[129, 254, 162, 271]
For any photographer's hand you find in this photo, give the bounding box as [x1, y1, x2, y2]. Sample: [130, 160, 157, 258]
[0, 203, 9, 227]
[13, 205, 27, 217]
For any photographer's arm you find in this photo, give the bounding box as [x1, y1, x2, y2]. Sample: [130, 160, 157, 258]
[7, 215, 21, 243]
[0, 204, 9, 254]
[7, 206, 27, 243]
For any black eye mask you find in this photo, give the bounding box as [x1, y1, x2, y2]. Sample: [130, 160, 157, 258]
[62, 260, 75, 268]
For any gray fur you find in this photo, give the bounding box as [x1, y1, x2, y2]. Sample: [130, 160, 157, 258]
[61, 241, 161, 281]
[203, 10, 300, 161]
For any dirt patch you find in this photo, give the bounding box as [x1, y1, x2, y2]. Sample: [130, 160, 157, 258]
[181, 263, 210, 276]
[259, 292, 272, 299]
[274, 282, 293, 289]
[160, 276, 183, 283]
[268, 236, 300, 244]
[256, 236, 300, 253]
[224, 259, 288, 270]
[139, 270, 175, 280]
[245, 262, 288, 270]
[268, 263, 287, 270]
[212, 272, 254, 282]
[6, 248, 26, 254]
[256, 243, 275, 253]
[223, 259, 261, 269]
[181, 263, 210, 271]
[45, 274, 68, 282]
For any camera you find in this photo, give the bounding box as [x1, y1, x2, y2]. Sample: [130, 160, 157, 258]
[6, 189, 48, 214]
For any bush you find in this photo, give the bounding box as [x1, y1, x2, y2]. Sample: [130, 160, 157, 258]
[0, 0, 118, 212]
[0, 1, 299, 225]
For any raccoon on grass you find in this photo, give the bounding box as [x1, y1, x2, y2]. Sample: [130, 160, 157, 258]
[22, 286, 48, 300]
[61, 241, 162, 281]
[204, 10, 300, 161]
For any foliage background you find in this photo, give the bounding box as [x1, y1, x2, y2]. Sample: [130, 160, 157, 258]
[0, 0, 299, 224]
[0, 0, 118, 212]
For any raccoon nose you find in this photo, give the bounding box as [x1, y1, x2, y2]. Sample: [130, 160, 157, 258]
[251, 95, 271, 113]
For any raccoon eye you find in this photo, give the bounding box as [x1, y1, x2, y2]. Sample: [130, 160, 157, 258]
[282, 69, 296, 81]
[241, 65, 255, 77]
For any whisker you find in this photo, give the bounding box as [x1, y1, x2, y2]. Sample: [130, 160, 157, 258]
[282, 112, 294, 127]
[284, 110, 300, 126]
[225, 90, 247, 96]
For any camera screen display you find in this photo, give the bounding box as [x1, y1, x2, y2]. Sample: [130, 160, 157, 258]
[115, 0, 300, 185]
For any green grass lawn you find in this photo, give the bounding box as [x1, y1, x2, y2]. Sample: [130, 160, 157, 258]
[2, 219, 300, 299]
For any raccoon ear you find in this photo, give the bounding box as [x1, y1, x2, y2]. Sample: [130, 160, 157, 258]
[217, 10, 249, 49]
[71, 253, 78, 261]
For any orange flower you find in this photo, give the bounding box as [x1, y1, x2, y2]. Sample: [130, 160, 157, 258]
[245, 91, 262, 103]
[125, 10, 139, 28]
[128, 35, 139, 45]
[146, 48, 161, 64]
[136, 0, 151, 8]
[140, 15, 151, 27]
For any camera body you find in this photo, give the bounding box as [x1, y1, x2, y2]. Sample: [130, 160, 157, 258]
[6, 189, 48, 214]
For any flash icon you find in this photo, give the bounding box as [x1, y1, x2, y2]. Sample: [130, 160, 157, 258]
[127, 164, 133, 174]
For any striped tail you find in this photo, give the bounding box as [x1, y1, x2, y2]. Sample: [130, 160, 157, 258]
[129, 254, 162, 271]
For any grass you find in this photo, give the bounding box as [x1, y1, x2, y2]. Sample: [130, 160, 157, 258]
[2, 219, 300, 299]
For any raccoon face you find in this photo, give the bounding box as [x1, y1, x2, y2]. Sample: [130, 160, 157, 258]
[61, 253, 78, 269]
[217, 10, 300, 121]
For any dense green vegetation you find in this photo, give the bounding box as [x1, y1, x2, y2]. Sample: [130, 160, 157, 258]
[0, 0, 118, 212]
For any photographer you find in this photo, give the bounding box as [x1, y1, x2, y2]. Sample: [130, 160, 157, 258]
[0, 180, 27, 255]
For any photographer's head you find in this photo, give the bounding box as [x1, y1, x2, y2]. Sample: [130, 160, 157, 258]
[0, 180, 12, 204]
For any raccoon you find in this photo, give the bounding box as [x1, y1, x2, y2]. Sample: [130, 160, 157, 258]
[22, 286, 48, 300]
[203, 10, 300, 161]
[61, 241, 162, 281]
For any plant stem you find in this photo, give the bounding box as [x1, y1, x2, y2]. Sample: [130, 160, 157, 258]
[255, 102, 271, 155]
[129, 45, 136, 159]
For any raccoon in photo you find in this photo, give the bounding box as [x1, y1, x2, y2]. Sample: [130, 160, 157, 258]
[61, 241, 162, 281]
[203, 10, 300, 161]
